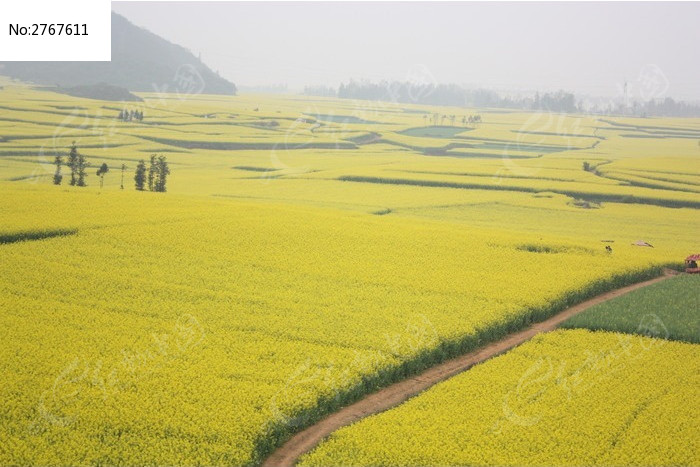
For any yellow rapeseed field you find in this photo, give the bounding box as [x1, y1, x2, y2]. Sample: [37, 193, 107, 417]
[300, 329, 700, 467]
[0, 82, 698, 465]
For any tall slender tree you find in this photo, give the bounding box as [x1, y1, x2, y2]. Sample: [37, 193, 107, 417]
[120, 163, 126, 190]
[52, 154, 63, 185]
[76, 152, 89, 187]
[134, 160, 147, 191]
[147, 154, 157, 191]
[154, 156, 170, 193]
[96, 163, 109, 189]
[67, 141, 79, 186]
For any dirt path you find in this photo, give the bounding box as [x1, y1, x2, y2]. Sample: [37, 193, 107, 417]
[262, 270, 675, 467]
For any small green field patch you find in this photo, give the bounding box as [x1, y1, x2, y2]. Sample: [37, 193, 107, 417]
[562, 274, 700, 343]
[306, 114, 378, 124]
[233, 166, 280, 172]
[399, 126, 471, 138]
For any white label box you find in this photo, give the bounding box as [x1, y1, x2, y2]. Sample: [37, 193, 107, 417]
[0, 0, 110, 61]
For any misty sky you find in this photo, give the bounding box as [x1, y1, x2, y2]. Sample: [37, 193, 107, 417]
[112, 2, 700, 100]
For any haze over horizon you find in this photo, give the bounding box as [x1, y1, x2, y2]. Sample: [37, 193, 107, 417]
[113, 2, 700, 101]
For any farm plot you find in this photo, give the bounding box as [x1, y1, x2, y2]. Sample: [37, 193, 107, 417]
[563, 273, 700, 343]
[300, 329, 700, 467]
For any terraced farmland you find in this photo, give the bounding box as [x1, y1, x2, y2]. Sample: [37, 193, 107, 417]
[0, 80, 698, 465]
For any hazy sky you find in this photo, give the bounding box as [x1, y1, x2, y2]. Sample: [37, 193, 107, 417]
[112, 2, 700, 99]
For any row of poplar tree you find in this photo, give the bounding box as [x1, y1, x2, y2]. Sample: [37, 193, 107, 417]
[118, 109, 144, 122]
[52, 142, 170, 192]
[134, 155, 170, 192]
[52, 142, 89, 187]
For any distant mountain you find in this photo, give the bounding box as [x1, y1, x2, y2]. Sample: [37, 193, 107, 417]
[0, 12, 236, 96]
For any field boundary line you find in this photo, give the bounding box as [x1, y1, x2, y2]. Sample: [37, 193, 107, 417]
[261, 269, 676, 467]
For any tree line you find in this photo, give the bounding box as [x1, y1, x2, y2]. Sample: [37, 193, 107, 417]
[134, 155, 170, 192]
[303, 80, 700, 117]
[118, 109, 144, 122]
[422, 114, 482, 126]
[53, 142, 88, 186]
[303, 81, 578, 113]
[584, 96, 700, 118]
[53, 142, 169, 192]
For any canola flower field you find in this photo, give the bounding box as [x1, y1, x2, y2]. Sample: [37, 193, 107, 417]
[299, 329, 700, 467]
[301, 275, 700, 466]
[0, 80, 699, 465]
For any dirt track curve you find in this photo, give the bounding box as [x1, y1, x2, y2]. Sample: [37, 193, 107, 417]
[262, 270, 676, 467]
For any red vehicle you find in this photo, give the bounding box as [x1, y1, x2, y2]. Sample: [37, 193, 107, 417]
[685, 254, 700, 274]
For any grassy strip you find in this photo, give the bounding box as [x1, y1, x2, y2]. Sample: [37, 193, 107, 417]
[621, 133, 700, 139]
[597, 172, 700, 194]
[617, 167, 700, 179]
[377, 139, 535, 158]
[253, 266, 666, 466]
[337, 175, 700, 209]
[134, 135, 358, 151]
[562, 274, 699, 343]
[5, 174, 41, 182]
[442, 150, 533, 159]
[513, 129, 605, 140]
[0, 116, 96, 131]
[233, 166, 281, 172]
[343, 132, 382, 144]
[0, 104, 113, 119]
[390, 169, 577, 183]
[467, 141, 572, 152]
[618, 171, 700, 187]
[0, 229, 78, 244]
[598, 118, 700, 134]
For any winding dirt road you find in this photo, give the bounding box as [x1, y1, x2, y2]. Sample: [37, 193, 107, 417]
[262, 270, 675, 467]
